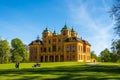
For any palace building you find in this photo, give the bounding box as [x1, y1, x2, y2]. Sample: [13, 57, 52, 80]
[29, 24, 91, 62]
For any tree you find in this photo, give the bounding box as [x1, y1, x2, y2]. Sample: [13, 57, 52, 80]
[110, 39, 120, 62]
[0, 40, 10, 63]
[110, 52, 118, 62]
[100, 48, 111, 62]
[110, 0, 120, 63]
[111, 39, 120, 56]
[11, 38, 28, 62]
[23, 45, 29, 62]
[91, 51, 97, 59]
[110, 0, 120, 36]
[91, 51, 98, 62]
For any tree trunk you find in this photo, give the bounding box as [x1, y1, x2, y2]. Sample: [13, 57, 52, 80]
[2, 55, 4, 64]
[1, 49, 4, 64]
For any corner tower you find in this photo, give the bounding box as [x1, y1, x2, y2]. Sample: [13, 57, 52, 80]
[61, 24, 71, 37]
[42, 28, 52, 39]
[71, 27, 78, 37]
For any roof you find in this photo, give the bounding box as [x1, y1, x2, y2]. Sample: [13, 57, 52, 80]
[64, 37, 83, 43]
[64, 37, 91, 46]
[43, 28, 51, 33]
[71, 27, 76, 32]
[29, 39, 43, 45]
[82, 40, 91, 46]
[61, 24, 70, 31]
[53, 30, 57, 35]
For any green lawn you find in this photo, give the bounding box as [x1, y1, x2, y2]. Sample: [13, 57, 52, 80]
[0, 62, 120, 80]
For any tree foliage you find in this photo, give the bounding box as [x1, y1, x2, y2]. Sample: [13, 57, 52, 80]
[100, 48, 111, 62]
[110, 0, 120, 36]
[110, 39, 120, 62]
[11, 38, 28, 62]
[91, 51, 97, 59]
[111, 39, 120, 55]
[0, 40, 10, 63]
[110, 53, 119, 62]
[110, 0, 120, 63]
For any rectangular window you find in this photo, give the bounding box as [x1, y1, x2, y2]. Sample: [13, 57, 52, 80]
[79, 45, 80, 52]
[79, 55, 80, 60]
[35, 48, 37, 53]
[33, 48, 37, 53]
[62, 46, 64, 51]
[30, 49, 33, 53]
[58, 47, 61, 52]
[48, 47, 51, 52]
[53, 38, 56, 42]
[72, 45, 75, 52]
[72, 55, 75, 60]
[40, 48, 42, 53]
[48, 40, 51, 44]
[52, 45, 56, 52]
[58, 39, 61, 44]
[67, 55, 69, 60]
[66, 45, 70, 52]
[44, 48, 46, 52]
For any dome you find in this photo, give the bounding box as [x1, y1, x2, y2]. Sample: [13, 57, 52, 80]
[71, 27, 78, 33]
[53, 30, 57, 35]
[61, 24, 70, 31]
[29, 36, 43, 45]
[43, 28, 51, 33]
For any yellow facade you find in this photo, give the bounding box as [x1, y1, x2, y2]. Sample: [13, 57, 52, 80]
[29, 24, 91, 62]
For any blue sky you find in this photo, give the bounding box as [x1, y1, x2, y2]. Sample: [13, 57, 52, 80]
[0, 0, 114, 55]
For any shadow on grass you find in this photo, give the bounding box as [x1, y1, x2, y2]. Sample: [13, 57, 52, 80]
[0, 64, 120, 80]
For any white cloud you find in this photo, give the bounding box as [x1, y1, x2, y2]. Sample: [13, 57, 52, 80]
[67, 0, 114, 55]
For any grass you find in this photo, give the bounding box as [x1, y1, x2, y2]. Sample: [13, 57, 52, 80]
[0, 62, 120, 80]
